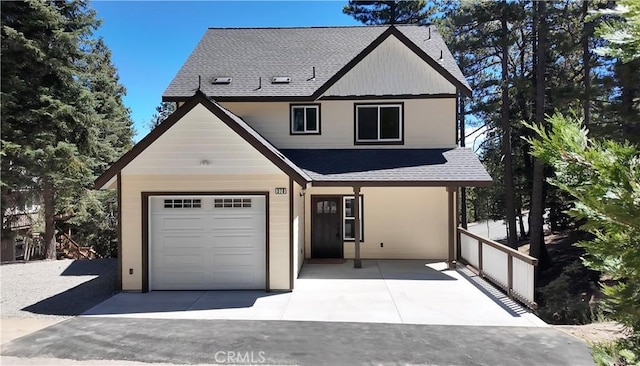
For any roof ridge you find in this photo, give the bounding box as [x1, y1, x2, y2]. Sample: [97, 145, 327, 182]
[206, 24, 431, 30]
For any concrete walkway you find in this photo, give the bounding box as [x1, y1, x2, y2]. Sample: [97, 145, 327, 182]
[1, 317, 594, 366]
[83, 260, 545, 327]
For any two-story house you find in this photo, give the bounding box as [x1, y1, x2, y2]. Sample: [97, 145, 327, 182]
[96, 25, 492, 292]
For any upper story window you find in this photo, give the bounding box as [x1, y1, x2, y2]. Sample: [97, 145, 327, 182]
[290, 104, 320, 135]
[355, 103, 403, 144]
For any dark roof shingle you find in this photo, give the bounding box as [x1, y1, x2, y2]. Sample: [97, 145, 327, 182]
[280, 148, 492, 186]
[163, 25, 471, 99]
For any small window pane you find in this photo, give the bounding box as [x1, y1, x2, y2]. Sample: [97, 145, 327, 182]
[380, 107, 400, 139]
[317, 202, 323, 214]
[344, 198, 353, 217]
[344, 219, 354, 239]
[306, 108, 317, 131]
[330, 201, 337, 214]
[292, 108, 305, 132]
[357, 107, 378, 140]
[323, 201, 330, 213]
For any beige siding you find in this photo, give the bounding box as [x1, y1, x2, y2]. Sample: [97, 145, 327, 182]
[123, 104, 282, 176]
[322, 36, 456, 97]
[292, 183, 306, 283]
[221, 98, 456, 149]
[121, 174, 291, 291]
[304, 187, 449, 260]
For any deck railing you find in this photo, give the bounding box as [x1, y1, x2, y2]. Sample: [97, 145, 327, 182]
[458, 227, 538, 309]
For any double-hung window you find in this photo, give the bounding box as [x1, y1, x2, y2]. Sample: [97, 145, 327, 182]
[343, 196, 363, 241]
[290, 104, 320, 134]
[355, 103, 403, 144]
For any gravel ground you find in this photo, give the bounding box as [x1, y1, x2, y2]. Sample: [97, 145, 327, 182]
[0, 259, 117, 319]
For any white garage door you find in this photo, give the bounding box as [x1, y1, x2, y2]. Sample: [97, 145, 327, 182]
[150, 195, 266, 290]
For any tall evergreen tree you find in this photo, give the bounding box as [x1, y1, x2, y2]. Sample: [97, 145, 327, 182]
[529, 0, 550, 266]
[1, 0, 133, 259]
[500, 0, 518, 248]
[343, 1, 435, 25]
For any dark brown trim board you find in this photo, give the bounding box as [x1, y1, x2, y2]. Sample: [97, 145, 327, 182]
[141, 192, 149, 292]
[165, 94, 457, 103]
[319, 94, 456, 101]
[141, 191, 271, 292]
[117, 173, 122, 291]
[288, 178, 294, 290]
[162, 95, 314, 103]
[95, 90, 309, 189]
[353, 102, 405, 146]
[447, 186, 455, 269]
[289, 103, 322, 136]
[456, 93, 460, 146]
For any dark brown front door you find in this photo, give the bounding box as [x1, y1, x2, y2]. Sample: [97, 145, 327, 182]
[311, 196, 343, 258]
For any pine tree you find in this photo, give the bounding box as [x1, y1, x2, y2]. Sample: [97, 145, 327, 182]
[1, 0, 133, 259]
[343, 1, 435, 25]
[148, 102, 177, 130]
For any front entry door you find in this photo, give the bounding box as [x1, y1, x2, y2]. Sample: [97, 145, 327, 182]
[311, 196, 343, 258]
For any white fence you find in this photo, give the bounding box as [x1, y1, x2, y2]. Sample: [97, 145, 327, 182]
[458, 227, 538, 309]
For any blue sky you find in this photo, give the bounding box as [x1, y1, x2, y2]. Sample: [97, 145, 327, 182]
[92, 1, 360, 140]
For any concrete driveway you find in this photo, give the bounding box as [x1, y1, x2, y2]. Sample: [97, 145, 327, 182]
[83, 260, 545, 327]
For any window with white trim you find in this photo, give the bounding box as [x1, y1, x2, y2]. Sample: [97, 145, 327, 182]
[291, 105, 320, 134]
[355, 104, 402, 143]
[343, 196, 363, 241]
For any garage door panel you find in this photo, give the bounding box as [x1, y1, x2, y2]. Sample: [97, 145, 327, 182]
[212, 215, 263, 231]
[159, 217, 205, 231]
[208, 270, 262, 289]
[212, 253, 265, 266]
[153, 252, 208, 267]
[212, 234, 264, 250]
[150, 195, 266, 291]
[158, 235, 205, 249]
[155, 270, 206, 289]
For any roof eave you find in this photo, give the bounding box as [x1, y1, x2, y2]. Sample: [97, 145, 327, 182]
[310, 179, 492, 188]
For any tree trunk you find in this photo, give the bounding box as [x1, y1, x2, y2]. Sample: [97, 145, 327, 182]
[518, 210, 526, 239]
[459, 95, 468, 229]
[582, 0, 591, 127]
[0, 198, 16, 261]
[501, 1, 518, 248]
[390, 1, 397, 24]
[530, 0, 550, 268]
[43, 180, 57, 260]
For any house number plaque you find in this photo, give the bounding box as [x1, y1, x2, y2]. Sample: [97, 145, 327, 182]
[275, 187, 287, 194]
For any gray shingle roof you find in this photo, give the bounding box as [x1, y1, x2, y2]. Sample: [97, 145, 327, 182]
[163, 25, 471, 99]
[280, 148, 492, 186]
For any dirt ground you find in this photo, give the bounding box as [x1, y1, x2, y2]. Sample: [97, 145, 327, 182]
[555, 321, 629, 344]
[519, 231, 631, 345]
